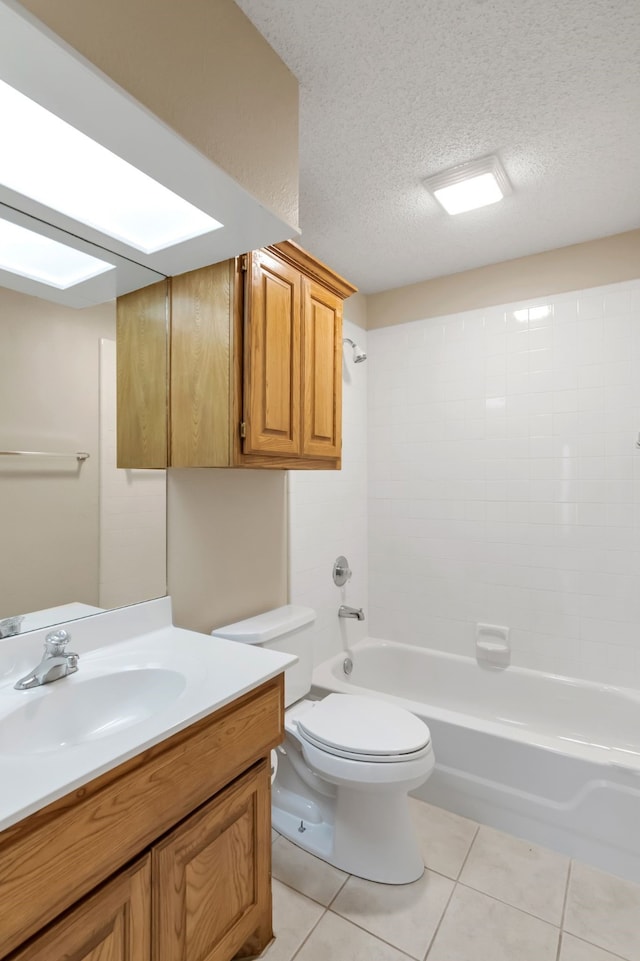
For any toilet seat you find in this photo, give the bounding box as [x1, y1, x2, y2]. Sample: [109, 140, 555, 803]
[295, 693, 431, 763]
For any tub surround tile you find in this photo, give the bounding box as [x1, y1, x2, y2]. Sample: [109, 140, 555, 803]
[408, 797, 478, 879]
[294, 911, 413, 961]
[426, 885, 560, 961]
[272, 837, 348, 906]
[558, 934, 629, 961]
[564, 861, 640, 960]
[365, 279, 640, 690]
[459, 824, 570, 924]
[331, 868, 454, 960]
[262, 880, 325, 961]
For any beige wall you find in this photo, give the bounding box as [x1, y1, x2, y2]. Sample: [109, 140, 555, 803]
[344, 291, 368, 330]
[19, 0, 299, 227]
[0, 287, 114, 618]
[367, 229, 640, 328]
[167, 469, 287, 633]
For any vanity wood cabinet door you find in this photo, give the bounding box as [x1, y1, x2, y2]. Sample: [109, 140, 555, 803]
[7, 856, 151, 961]
[243, 248, 302, 457]
[302, 277, 343, 459]
[152, 760, 272, 961]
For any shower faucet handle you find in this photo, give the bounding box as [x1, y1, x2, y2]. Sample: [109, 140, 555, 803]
[333, 556, 352, 586]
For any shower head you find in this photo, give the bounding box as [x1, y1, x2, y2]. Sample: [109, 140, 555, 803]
[343, 337, 367, 364]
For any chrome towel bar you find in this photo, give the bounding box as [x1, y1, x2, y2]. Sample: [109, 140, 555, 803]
[0, 450, 90, 461]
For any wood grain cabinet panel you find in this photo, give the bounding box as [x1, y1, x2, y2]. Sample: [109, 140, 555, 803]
[7, 857, 151, 961]
[116, 242, 356, 470]
[153, 761, 272, 961]
[302, 278, 342, 460]
[170, 262, 234, 467]
[116, 280, 168, 469]
[244, 249, 301, 457]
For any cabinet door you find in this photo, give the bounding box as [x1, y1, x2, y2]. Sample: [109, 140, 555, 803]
[8, 857, 150, 961]
[170, 262, 234, 467]
[116, 280, 169, 469]
[302, 277, 343, 459]
[243, 250, 301, 456]
[153, 761, 272, 961]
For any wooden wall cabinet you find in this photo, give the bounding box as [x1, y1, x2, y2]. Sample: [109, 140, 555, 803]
[1, 678, 283, 961]
[117, 241, 357, 470]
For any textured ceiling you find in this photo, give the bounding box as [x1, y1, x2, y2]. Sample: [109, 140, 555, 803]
[234, 0, 640, 294]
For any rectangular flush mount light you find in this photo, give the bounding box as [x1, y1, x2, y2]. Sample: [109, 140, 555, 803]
[423, 155, 511, 215]
[0, 79, 223, 254]
[0, 218, 114, 289]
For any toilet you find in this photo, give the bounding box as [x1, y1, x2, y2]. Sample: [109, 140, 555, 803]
[212, 605, 435, 884]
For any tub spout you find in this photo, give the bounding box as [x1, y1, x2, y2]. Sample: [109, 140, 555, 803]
[338, 605, 365, 621]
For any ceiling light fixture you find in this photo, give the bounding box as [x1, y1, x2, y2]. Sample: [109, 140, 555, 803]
[423, 155, 511, 215]
[0, 218, 114, 289]
[0, 79, 223, 254]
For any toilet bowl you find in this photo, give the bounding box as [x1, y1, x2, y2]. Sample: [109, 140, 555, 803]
[212, 606, 435, 884]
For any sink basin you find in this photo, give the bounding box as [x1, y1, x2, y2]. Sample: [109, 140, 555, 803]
[0, 668, 186, 754]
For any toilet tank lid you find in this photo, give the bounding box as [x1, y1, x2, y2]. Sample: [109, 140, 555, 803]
[211, 605, 316, 645]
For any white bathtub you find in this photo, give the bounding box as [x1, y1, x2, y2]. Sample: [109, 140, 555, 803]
[312, 638, 640, 882]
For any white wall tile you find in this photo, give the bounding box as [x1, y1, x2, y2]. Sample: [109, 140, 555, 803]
[368, 279, 640, 687]
[288, 319, 368, 666]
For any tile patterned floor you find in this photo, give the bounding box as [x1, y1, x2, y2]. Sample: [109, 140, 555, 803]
[263, 798, 640, 961]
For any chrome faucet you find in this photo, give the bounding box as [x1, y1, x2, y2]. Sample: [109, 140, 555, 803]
[0, 614, 24, 638]
[338, 605, 365, 621]
[14, 629, 79, 690]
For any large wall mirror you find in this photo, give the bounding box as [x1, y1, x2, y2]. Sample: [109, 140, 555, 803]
[0, 223, 168, 637]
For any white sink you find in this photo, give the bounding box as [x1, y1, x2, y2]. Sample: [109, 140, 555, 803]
[0, 668, 186, 754]
[0, 598, 296, 833]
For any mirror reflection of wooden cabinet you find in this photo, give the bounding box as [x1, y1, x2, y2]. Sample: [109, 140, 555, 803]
[116, 242, 357, 470]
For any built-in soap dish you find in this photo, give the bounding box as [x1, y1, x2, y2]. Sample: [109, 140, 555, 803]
[476, 623, 510, 669]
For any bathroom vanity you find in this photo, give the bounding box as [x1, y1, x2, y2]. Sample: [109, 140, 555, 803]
[0, 600, 292, 961]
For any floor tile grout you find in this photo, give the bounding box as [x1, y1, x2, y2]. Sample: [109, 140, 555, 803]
[271, 801, 640, 961]
[323, 905, 420, 960]
[422, 874, 458, 960]
[556, 860, 573, 961]
[455, 879, 562, 929]
[562, 931, 633, 961]
[326, 872, 350, 908]
[286, 905, 328, 961]
[271, 874, 344, 911]
[455, 822, 481, 880]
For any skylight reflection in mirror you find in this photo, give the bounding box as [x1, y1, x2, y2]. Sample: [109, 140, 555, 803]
[0, 79, 223, 254]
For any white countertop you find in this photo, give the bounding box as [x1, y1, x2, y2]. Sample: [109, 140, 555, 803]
[0, 598, 294, 832]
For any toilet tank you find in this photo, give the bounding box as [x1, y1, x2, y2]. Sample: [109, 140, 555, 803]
[211, 605, 316, 707]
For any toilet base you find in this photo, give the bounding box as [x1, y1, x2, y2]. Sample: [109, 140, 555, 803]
[272, 763, 425, 884]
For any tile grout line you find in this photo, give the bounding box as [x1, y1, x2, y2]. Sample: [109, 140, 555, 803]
[422, 824, 480, 960]
[555, 859, 573, 961]
[455, 822, 481, 879]
[455, 879, 564, 930]
[271, 874, 347, 912]
[286, 905, 328, 961]
[325, 868, 426, 960]
[563, 931, 633, 961]
[326, 872, 350, 909]
[422, 878, 458, 961]
[559, 860, 572, 931]
[322, 906, 419, 961]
